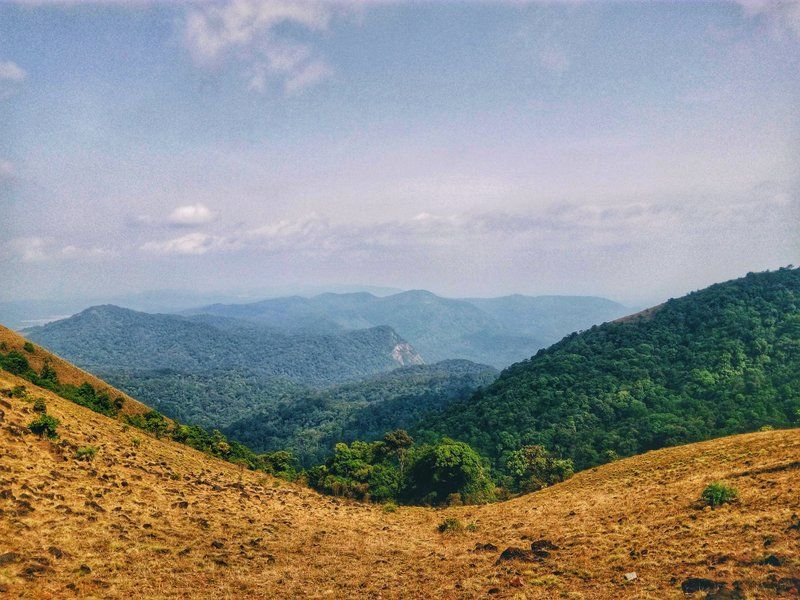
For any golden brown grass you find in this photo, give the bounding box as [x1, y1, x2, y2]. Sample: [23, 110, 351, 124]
[0, 328, 798, 598]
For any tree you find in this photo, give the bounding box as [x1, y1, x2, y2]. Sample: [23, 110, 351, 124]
[382, 429, 413, 477]
[403, 438, 494, 505]
[503, 445, 574, 493]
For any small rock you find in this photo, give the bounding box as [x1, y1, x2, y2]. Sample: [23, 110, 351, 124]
[496, 547, 540, 564]
[509, 576, 525, 588]
[78, 564, 92, 575]
[624, 572, 637, 582]
[681, 578, 725, 593]
[0, 552, 20, 566]
[211, 540, 224, 549]
[760, 554, 783, 567]
[48, 547, 64, 559]
[473, 543, 498, 552]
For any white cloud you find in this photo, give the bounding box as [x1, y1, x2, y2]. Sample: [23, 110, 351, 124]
[141, 232, 227, 255]
[0, 60, 26, 100]
[0, 61, 26, 82]
[183, 0, 337, 95]
[736, 0, 800, 38]
[167, 203, 216, 226]
[6, 237, 114, 263]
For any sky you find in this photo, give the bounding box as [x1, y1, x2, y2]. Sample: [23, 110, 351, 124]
[1, 0, 799, 309]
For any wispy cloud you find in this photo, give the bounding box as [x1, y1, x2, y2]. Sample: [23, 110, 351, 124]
[5, 237, 114, 263]
[736, 0, 800, 39]
[167, 203, 216, 227]
[0, 59, 26, 99]
[141, 232, 227, 255]
[182, 0, 339, 95]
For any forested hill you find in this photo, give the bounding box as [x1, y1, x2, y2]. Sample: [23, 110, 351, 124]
[415, 268, 800, 470]
[223, 359, 499, 466]
[24, 305, 422, 386]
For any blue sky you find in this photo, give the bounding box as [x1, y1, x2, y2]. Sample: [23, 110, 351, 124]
[1, 0, 798, 306]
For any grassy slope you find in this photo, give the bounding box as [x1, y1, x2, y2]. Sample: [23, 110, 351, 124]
[1, 365, 798, 598]
[0, 324, 151, 417]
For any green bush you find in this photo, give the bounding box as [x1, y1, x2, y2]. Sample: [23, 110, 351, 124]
[403, 438, 495, 505]
[382, 501, 398, 513]
[503, 445, 574, 493]
[23, 341, 35, 354]
[32, 397, 47, 413]
[75, 446, 97, 461]
[28, 414, 60, 438]
[437, 517, 464, 534]
[701, 482, 738, 507]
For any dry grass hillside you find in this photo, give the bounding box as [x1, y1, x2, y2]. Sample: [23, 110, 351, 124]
[0, 325, 150, 417]
[0, 333, 798, 599]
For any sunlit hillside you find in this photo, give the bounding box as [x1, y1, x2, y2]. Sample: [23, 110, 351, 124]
[0, 330, 797, 598]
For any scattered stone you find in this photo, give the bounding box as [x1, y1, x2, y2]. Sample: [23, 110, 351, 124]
[473, 543, 498, 552]
[774, 577, 800, 593]
[0, 552, 20, 566]
[78, 564, 92, 575]
[509, 576, 525, 587]
[85, 500, 105, 513]
[706, 588, 745, 600]
[624, 572, 638, 582]
[211, 540, 224, 549]
[487, 587, 501, 594]
[681, 578, 725, 594]
[22, 564, 49, 578]
[760, 554, 783, 567]
[530, 539, 559, 552]
[47, 547, 63, 559]
[178, 547, 192, 556]
[496, 547, 540, 564]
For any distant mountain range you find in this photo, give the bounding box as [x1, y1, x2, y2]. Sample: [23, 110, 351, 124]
[184, 290, 632, 367]
[24, 304, 423, 387]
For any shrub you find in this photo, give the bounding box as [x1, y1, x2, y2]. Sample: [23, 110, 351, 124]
[437, 517, 464, 534]
[701, 482, 738, 508]
[2, 351, 31, 376]
[28, 414, 60, 438]
[11, 385, 27, 398]
[132, 437, 142, 448]
[382, 501, 398, 514]
[403, 438, 495, 505]
[503, 445, 574, 494]
[75, 446, 97, 461]
[759, 424, 775, 432]
[23, 341, 35, 353]
[32, 398, 47, 413]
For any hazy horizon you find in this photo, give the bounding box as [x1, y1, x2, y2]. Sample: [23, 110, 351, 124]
[2, 1, 798, 308]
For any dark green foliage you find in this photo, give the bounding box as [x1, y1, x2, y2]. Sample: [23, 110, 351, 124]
[125, 410, 169, 438]
[32, 397, 47, 413]
[502, 445, 574, 493]
[1, 350, 30, 375]
[416, 268, 800, 472]
[75, 446, 97, 461]
[308, 440, 400, 502]
[309, 432, 495, 506]
[22, 341, 35, 353]
[437, 517, 464, 534]
[223, 360, 497, 466]
[403, 438, 495, 505]
[28, 413, 59, 438]
[701, 482, 738, 507]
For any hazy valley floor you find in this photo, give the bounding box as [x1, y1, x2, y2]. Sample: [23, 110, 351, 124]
[1, 369, 798, 599]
